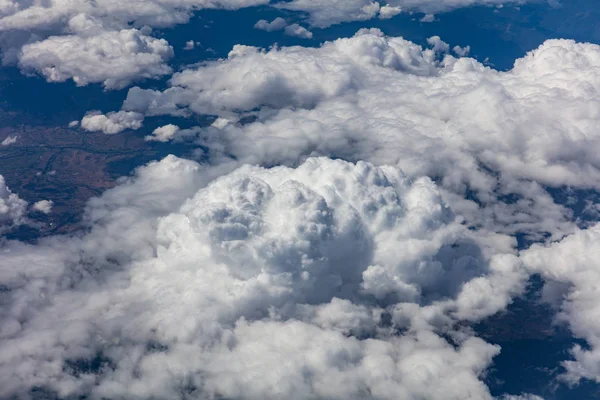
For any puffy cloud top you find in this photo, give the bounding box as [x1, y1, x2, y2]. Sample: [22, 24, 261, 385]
[0, 0, 268, 87]
[81, 111, 144, 134]
[0, 156, 525, 399]
[522, 224, 600, 384]
[0, 174, 27, 232]
[19, 27, 174, 89]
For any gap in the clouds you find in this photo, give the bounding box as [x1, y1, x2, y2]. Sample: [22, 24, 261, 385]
[547, 187, 600, 229]
[475, 274, 600, 399]
[63, 353, 115, 378]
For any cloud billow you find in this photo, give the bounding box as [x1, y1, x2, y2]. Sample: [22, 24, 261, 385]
[120, 30, 600, 241]
[0, 156, 527, 399]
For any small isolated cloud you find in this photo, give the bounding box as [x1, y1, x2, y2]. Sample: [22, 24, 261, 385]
[18, 27, 174, 90]
[184, 40, 201, 50]
[145, 124, 180, 142]
[0, 136, 17, 146]
[379, 5, 402, 19]
[453, 45, 471, 57]
[420, 13, 436, 22]
[427, 35, 449, 52]
[254, 17, 288, 32]
[284, 23, 313, 39]
[68, 120, 79, 128]
[0, 174, 27, 233]
[278, 0, 381, 28]
[32, 200, 53, 214]
[81, 111, 144, 134]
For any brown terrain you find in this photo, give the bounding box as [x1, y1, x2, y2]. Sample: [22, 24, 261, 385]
[0, 124, 161, 237]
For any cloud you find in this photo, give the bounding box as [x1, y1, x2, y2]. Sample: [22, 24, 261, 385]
[0, 155, 528, 399]
[453, 44, 471, 56]
[81, 111, 144, 134]
[284, 23, 313, 39]
[277, 0, 527, 27]
[427, 35, 450, 52]
[145, 124, 180, 142]
[0, 0, 268, 86]
[18, 25, 173, 89]
[32, 200, 53, 214]
[0, 174, 27, 233]
[183, 40, 198, 50]
[522, 224, 600, 385]
[500, 395, 545, 400]
[0, 136, 17, 146]
[118, 31, 600, 241]
[123, 29, 440, 117]
[254, 17, 288, 32]
[379, 5, 403, 19]
[0, 0, 532, 86]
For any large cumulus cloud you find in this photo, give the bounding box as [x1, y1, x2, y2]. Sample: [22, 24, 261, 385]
[119, 29, 600, 241]
[0, 155, 528, 399]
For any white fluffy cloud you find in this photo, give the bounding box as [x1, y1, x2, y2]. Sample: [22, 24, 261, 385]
[19, 26, 173, 89]
[0, 174, 27, 233]
[254, 17, 288, 32]
[81, 111, 144, 134]
[120, 30, 600, 241]
[0, 0, 268, 87]
[0, 155, 528, 399]
[0, 135, 17, 146]
[123, 29, 440, 117]
[284, 23, 313, 39]
[522, 224, 600, 385]
[0, 0, 535, 86]
[379, 4, 403, 19]
[277, 0, 527, 27]
[32, 200, 53, 214]
[145, 124, 180, 142]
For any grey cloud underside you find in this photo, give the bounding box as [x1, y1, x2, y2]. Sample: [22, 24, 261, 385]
[0, 156, 527, 399]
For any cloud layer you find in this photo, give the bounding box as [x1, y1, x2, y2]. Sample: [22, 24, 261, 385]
[0, 0, 536, 86]
[0, 155, 528, 399]
[120, 29, 600, 241]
